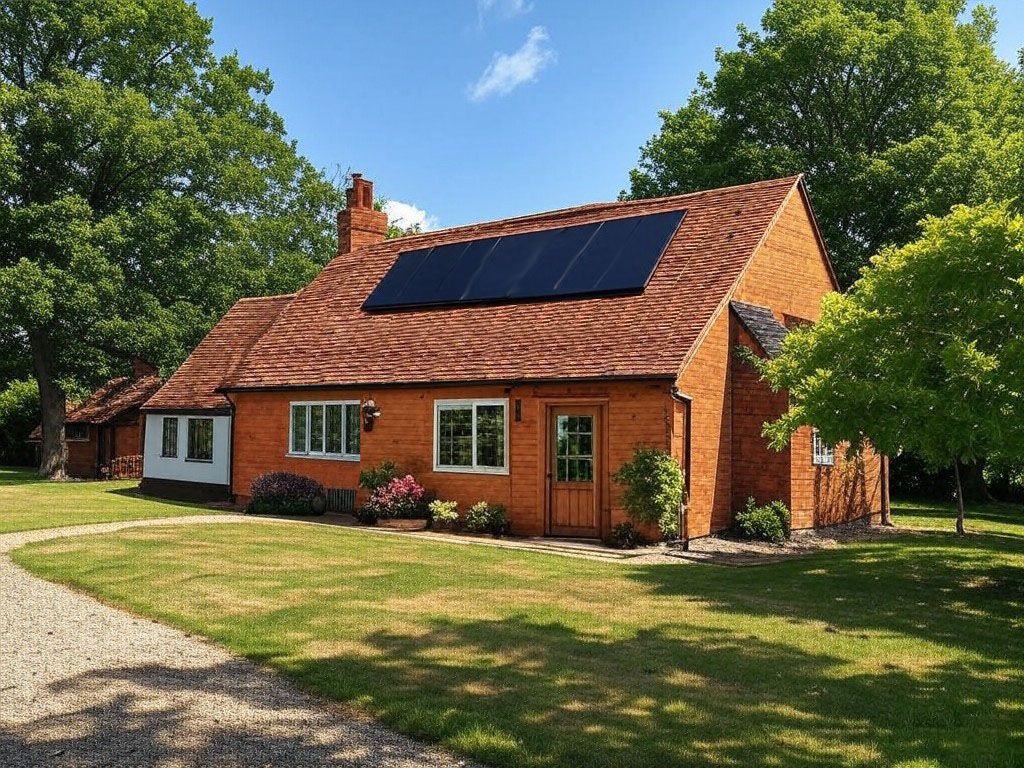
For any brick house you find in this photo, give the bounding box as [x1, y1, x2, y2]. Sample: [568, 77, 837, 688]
[30, 359, 162, 479]
[141, 174, 887, 540]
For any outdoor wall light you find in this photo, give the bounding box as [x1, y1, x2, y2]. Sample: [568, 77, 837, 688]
[362, 398, 381, 431]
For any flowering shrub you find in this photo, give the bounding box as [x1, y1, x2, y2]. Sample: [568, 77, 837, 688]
[358, 461, 400, 493]
[361, 474, 427, 520]
[247, 472, 325, 516]
[463, 501, 509, 536]
[428, 499, 459, 530]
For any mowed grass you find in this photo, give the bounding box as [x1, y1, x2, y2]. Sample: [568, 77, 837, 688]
[14, 496, 1024, 767]
[0, 466, 215, 533]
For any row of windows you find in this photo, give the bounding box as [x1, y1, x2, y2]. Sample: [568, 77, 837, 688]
[160, 417, 214, 462]
[157, 404, 828, 474]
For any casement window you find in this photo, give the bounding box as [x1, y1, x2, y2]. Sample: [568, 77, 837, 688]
[161, 417, 179, 458]
[812, 429, 835, 466]
[186, 417, 214, 462]
[289, 401, 360, 460]
[434, 399, 508, 474]
[65, 423, 88, 441]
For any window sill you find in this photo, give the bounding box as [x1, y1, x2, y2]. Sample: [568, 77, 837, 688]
[433, 465, 509, 476]
[160, 454, 177, 459]
[185, 458, 214, 464]
[286, 452, 360, 462]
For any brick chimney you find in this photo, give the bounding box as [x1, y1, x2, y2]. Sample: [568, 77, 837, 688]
[337, 173, 388, 254]
[131, 358, 158, 378]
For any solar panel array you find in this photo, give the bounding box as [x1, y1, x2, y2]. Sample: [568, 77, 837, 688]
[362, 209, 685, 311]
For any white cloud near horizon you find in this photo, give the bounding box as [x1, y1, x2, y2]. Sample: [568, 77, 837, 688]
[467, 26, 555, 101]
[383, 200, 439, 231]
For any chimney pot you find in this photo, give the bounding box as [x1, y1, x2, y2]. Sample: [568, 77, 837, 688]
[338, 173, 388, 254]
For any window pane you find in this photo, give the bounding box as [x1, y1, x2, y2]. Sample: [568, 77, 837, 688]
[187, 418, 213, 461]
[578, 457, 593, 481]
[309, 405, 324, 453]
[345, 403, 361, 456]
[438, 407, 473, 466]
[161, 418, 178, 458]
[326, 405, 344, 453]
[557, 457, 569, 482]
[291, 405, 307, 453]
[475, 404, 505, 468]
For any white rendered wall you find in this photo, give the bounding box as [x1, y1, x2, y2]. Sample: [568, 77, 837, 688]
[142, 414, 231, 486]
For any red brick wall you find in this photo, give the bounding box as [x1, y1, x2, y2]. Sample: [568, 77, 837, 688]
[66, 427, 97, 478]
[113, 423, 141, 458]
[231, 380, 673, 537]
[731, 322, 791, 511]
[675, 188, 883, 537]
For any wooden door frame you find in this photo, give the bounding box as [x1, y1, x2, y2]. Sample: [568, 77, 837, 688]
[541, 399, 609, 539]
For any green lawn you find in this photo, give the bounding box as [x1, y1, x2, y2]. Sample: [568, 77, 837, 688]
[12, 495, 1023, 768]
[0, 465, 216, 533]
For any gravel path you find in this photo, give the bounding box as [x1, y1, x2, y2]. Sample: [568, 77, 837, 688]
[0, 516, 472, 768]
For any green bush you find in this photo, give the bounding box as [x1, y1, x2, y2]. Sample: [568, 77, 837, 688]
[358, 461, 399, 493]
[733, 497, 790, 543]
[0, 378, 39, 466]
[609, 521, 646, 549]
[612, 447, 685, 538]
[428, 499, 459, 529]
[464, 502, 509, 536]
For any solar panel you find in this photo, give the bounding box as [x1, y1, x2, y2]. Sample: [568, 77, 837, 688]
[362, 209, 685, 311]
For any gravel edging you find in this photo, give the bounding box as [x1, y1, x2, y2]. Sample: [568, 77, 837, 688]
[0, 515, 474, 768]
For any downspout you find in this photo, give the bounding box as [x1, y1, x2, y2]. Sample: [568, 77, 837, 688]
[670, 386, 693, 551]
[225, 392, 237, 504]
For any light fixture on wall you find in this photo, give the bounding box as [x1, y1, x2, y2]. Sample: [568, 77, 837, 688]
[362, 398, 381, 431]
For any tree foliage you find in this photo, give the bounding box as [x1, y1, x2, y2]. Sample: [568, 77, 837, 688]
[626, 0, 1020, 285]
[759, 202, 1024, 531]
[0, 0, 344, 475]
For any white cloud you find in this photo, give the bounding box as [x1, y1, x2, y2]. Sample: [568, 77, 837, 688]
[382, 200, 439, 232]
[468, 26, 555, 102]
[477, 0, 533, 26]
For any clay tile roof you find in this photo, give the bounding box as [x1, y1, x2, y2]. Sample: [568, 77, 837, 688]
[730, 300, 790, 358]
[142, 294, 295, 412]
[226, 175, 802, 390]
[28, 374, 164, 439]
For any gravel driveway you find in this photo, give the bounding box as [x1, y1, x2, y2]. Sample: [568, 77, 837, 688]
[0, 516, 472, 768]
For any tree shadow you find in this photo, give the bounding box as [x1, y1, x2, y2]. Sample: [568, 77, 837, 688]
[273, 613, 1022, 768]
[629, 532, 1024, 664]
[1, 658, 456, 768]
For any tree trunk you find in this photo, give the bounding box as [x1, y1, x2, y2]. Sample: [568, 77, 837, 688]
[879, 454, 893, 526]
[29, 328, 67, 479]
[952, 460, 966, 536]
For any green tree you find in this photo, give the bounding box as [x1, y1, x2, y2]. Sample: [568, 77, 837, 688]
[0, 0, 343, 477]
[759, 202, 1024, 534]
[0, 378, 39, 466]
[626, 0, 1019, 285]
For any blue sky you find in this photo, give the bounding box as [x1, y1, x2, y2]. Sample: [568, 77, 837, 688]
[196, 0, 1024, 230]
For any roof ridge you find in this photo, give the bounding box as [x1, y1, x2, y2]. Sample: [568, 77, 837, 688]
[349, 175, 804, 255]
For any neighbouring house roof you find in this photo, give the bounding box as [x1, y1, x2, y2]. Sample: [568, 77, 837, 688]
[28, 373, 163, 439]
[142, 294, 296, 413]
[222, 175, 807, 391]
[730, 300, 790, 358]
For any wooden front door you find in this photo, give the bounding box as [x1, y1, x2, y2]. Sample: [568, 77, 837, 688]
[548, 407, 600, 537]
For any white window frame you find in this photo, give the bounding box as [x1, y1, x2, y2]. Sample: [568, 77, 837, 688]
[185, 416, 214, 463]
[287, 400, 361, 461]
[812, 429, 835, 466]
[433, 398, 509, 475]
[160, 416, 179, 458]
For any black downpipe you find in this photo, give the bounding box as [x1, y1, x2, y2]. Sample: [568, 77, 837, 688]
[670, 386, 693, 551]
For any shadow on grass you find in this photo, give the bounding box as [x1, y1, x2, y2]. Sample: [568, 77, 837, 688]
[0, 466, 45, 486]
[267, 612, 1022, 768]
[631, 532, 1024, 663]
[1, 658, 442, 768]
